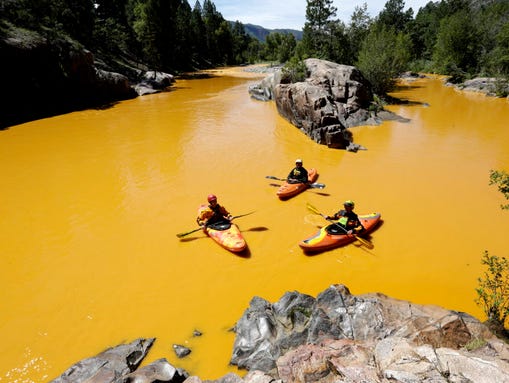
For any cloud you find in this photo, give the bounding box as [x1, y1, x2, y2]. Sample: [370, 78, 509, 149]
[213, 0, 429, 30]
[215, 0, 307, 30]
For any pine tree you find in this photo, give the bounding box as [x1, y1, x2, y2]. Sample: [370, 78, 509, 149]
[301, 0, 338, 59]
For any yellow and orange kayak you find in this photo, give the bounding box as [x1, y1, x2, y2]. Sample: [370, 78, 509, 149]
[299, 213, 382, 253]
[277, 168, 318, 200]
[205, 221, 247, 253]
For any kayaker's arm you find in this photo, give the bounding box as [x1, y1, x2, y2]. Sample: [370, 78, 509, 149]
[326, 211, 341, 220]
[219, 206, 232, 221]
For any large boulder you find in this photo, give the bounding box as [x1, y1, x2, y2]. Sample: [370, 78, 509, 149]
[249, 59, 384, 150]
[228, 284, 509, 382]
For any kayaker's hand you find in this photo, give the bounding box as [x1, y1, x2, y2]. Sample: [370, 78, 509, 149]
[347, 230, 353, 235]
[227, 215, 233, 221]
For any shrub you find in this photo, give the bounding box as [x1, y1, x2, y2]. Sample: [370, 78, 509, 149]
[475, 251, 509, 329]
[489, 169, 509, 210]
[281, 57, 307, 84]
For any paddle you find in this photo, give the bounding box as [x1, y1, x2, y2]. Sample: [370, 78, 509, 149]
[176, 211, 255, 238]
[265, 176, 326, 189]
[306, 203, 374, 249]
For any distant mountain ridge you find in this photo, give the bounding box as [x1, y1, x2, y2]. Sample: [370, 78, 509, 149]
[232, 22, 303, 42]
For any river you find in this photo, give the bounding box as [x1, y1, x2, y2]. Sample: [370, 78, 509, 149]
[0, 67, 508, 382]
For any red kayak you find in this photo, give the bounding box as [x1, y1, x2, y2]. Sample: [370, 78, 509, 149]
[277, 168, 318, 200]
[299, 213, 381, 253]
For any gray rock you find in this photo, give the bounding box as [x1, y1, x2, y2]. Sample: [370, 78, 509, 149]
[248, 58, 401, 149]
[48, 285, 509, 383]
[453, 77, 509, 96]
[121, 358, 188, 383]
[49, 338, 155, 383]
[134, 71, 175, 96]
[229, 284, 509, 382]
[173, 344, 192, 358]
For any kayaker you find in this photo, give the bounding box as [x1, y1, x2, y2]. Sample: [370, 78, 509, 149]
[196, 194, 233, 228]
[287, 159, 309, 184]
[326, 200, 365, 235]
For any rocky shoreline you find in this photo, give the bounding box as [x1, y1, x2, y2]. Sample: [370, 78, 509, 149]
[0, 27, 174, 130]
[50, 284, 509, 383]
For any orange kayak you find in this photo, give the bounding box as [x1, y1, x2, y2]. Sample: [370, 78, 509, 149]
[205, 221, 247, 253]
[277, 168, 318, 200]
[299, 213, 381, 253]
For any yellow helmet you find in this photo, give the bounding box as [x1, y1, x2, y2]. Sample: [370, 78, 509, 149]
[343, 200, 354, 207]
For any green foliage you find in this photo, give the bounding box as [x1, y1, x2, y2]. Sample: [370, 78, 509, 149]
[475, 0, 509, 77]
[265, 32, 296, 63]
[475, 251, 509, 328]
[346, 3, 372, 64]
[327, 20, 350, 64]
[376, 0, 414, 33]
[301, 0, 339, 60]
[432, 10, 480, 76]
[464, 337, 487, 351]
[493, 77, 509, 98]
[93, 17, 130, 53]
[490, 170, 509, 210]
[356, 25, 412, 95]
[281, 57, 307, 83]
[4, 0, 509, 84]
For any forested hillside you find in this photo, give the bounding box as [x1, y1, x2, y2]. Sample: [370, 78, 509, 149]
[1, 0, 508, 127]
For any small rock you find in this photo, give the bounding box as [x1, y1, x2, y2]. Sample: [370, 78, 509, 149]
[173, 344, 192, 358]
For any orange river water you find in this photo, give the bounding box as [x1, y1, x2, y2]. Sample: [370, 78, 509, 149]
[0, 66, 508, 382]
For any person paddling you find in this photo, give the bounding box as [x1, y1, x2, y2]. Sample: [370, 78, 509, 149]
[196, 194, 233, 229]
[326, 200, 365, 235]
[287, 159, 309, 184]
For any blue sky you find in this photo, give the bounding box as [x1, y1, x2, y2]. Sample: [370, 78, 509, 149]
[212, 0, 430, 30]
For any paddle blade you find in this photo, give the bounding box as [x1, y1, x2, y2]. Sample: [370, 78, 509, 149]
[265, 175, 285, 181]
[232, 211, 255, 220]
[354, 235, 374, 249]
[306, 203, 322, 216]
[309, 183, 325, 189]
[176, 227, 202, 238]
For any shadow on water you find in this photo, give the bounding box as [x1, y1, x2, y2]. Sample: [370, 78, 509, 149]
[176, 72, 217, 80]
[383, 94, 430, 108]
[392, 84, 425, 91]
[236, 247, 252, 258]
[179, 236, 203, 242]
[243, 226, 269, 232]
[312, 191, 331, 197]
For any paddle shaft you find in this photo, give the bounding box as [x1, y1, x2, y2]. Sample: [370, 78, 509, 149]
[176, 212, 254, 238]
[265, 175, 325, 189]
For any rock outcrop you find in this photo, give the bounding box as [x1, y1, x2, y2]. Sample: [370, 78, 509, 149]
[0, 26, 174, 129]
[248, 59, 402, 150]
[449, 77, 509, 97]
[230, 285, 487, 371]
[48, 284, 509, 383]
